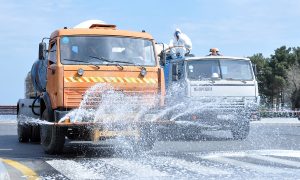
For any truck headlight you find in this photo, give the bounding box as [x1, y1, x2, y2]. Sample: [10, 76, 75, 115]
[140, 67, 147, 77]
[77, 68, 84, 76]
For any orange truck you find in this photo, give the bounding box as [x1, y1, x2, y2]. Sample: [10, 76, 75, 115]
[17, 20, 165, 154]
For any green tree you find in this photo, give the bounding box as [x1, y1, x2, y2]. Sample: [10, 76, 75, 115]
[250, 46, 298, 109]
[289, 47, 300, 109]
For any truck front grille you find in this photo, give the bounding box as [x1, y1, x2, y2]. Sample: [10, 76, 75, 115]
[64, 88, 158, 109]
[190, 97, 245, 109]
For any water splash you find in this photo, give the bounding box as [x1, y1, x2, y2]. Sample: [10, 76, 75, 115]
[17, 81, 257, 154]
[61, 84, 158, 125]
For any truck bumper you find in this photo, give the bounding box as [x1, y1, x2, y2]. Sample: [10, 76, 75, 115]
[157, 108, 252, 131]
[53, 110, 161, 141]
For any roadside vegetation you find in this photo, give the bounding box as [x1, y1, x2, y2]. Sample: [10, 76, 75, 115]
[249, 46, 300, 110]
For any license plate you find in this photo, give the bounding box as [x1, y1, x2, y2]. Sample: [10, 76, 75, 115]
[194, 87, 212, 91]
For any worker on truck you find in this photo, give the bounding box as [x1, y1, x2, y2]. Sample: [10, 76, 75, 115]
[169, 28, 192, 59]
[207, 48, 222, 56]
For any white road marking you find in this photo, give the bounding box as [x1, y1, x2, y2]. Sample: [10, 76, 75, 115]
[253, 149, 300, 158]
[201, 150, 300, 159]
[47, 160, 104, 180]
[247, 154, 300, 168]
[46, 150, 300, 178]
[150, 156, 231, 175]
[0, 159, 10, 180]
[203, 156, 289, 174]
[0, 120, 16, 124]
[101, 158, 169, 177]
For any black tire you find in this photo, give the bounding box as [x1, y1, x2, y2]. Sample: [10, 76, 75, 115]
[17, 123, 31, 143]
[40, 110, 65, 154]
[30, 126, 41, 142]
[231, 120, 250, 140]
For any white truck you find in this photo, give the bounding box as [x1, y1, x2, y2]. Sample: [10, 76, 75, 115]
[160, 53, 260, 140]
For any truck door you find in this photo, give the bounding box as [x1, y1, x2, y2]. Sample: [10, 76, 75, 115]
[46, 40, 61, 109]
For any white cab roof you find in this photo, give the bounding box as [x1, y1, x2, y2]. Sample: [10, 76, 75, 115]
[185, 56, 250, 61]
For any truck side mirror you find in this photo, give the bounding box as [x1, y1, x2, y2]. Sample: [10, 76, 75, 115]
[172, 63, 179, 81]
[38, 42, 47, 60]
[159, 51, 166, 66]
[252, 64, 257, 76]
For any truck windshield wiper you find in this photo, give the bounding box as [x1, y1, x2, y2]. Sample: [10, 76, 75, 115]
[90, 56, 139, 65]
[89, 56, 147, 71]
[63, 58, 100, 69]
[89, 56, 127, 70]
[224, 78, 236, 80]
[224, 78, 248, 83]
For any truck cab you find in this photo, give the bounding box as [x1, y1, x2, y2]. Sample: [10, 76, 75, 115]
[160, 53, 260, 140]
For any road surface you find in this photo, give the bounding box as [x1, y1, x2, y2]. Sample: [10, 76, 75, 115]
[0, 116, 300, 179]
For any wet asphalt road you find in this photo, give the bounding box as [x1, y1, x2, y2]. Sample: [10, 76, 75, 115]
[0, 117, 300, 179]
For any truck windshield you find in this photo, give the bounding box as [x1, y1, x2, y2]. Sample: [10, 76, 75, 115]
[187, 59, 253, 81]
[60, 36, 156, 66]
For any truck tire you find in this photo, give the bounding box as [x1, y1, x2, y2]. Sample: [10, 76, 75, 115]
[40, 110, 65, 154]
[231, 120, 250, 140]
[17, 123, 31, 143]
[30, 126, 41, 142]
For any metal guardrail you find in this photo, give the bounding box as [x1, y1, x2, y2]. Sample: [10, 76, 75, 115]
[0, 105, 299, 118]
[0, 106, 17, 115]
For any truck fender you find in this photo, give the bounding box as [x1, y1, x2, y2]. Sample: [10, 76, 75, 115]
[40, 92, 54, 121]
[17, 99, 40, 119]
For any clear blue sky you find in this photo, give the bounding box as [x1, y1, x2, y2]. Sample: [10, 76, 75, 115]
[0, 0, 299, 104]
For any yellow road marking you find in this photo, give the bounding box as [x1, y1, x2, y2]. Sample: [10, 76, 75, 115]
[1, 158, 39, 180]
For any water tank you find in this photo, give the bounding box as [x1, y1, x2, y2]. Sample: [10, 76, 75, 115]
[31, 60, 47, 93]
[25, 72, 35, 98]
[73, 20, 107, 28]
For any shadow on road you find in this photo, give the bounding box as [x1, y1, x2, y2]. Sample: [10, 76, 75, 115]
[0, 135, 44, 158]
[0, 131, 238, 159]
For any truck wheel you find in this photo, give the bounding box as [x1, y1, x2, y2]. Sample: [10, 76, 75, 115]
[40, 110, 65, 154]
[17, 123, 31, 143]
[30, 126, 41, 142]
[231, 120, 250, 140]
